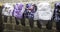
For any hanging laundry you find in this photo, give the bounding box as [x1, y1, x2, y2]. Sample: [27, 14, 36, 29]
[54, 2, 60, 21]
[12, 3, 25, 19]
[54, 2, 60, 32]
[2, 3, 14, 16]
[24, 3, 37, 19]
[34, 2, 53, 20]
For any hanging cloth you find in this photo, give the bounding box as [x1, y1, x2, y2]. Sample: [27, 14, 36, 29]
[54, 2, 60, 22]
[2, 3, 14, 16]
[34, 2, 53, 20]
[12, 3, 25, 19]
[24, 3, 37, 19]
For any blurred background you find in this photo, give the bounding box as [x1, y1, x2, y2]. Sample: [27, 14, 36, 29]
[0, 0, 60, 32]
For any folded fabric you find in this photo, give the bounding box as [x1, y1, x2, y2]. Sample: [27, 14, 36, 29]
[12, 3, 25, 19]
[2, 3, 14, 16]
[34, 2, 54, 20]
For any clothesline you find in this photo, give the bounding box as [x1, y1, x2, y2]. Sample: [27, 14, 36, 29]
[0, 0, 60, 6]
